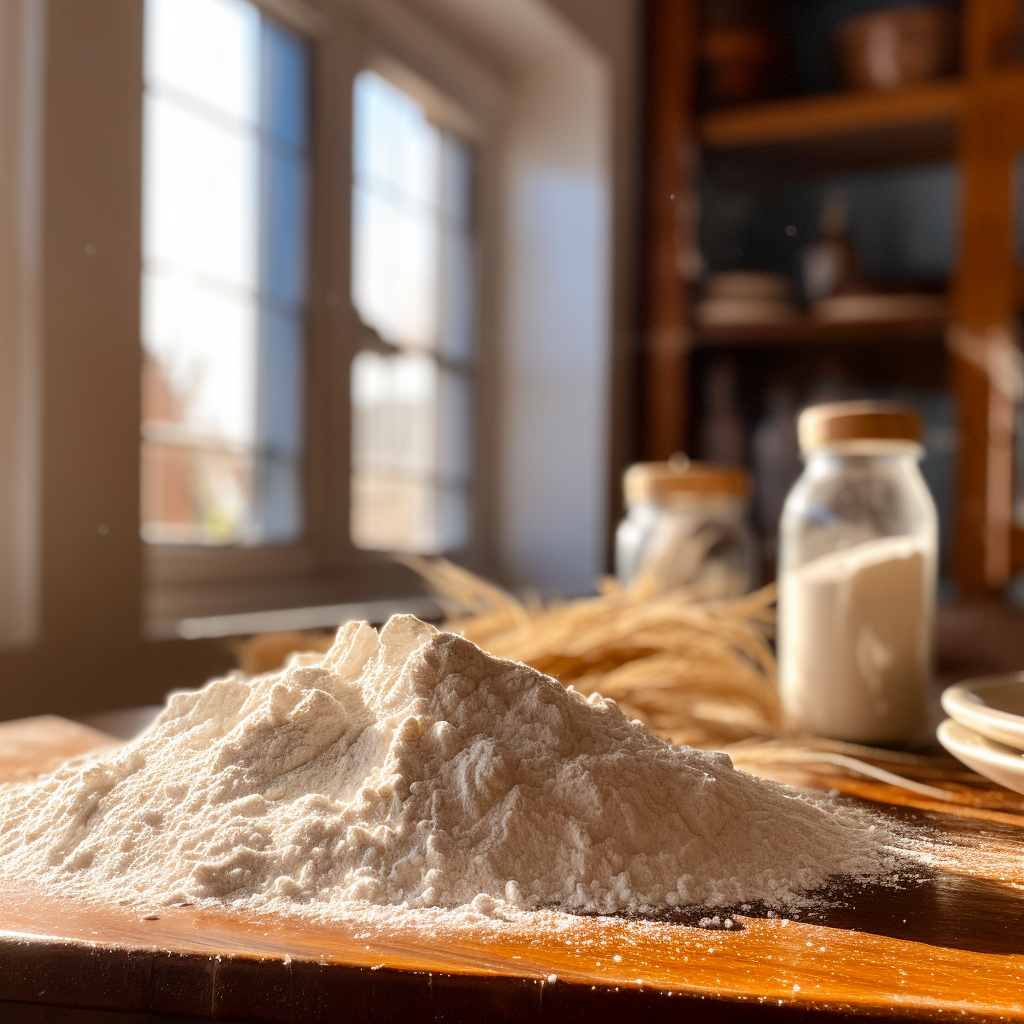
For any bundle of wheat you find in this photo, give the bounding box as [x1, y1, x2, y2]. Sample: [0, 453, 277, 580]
[234, 630, 334, 676]
[400, 556, 779, 749]
[231, 560, 957, 799]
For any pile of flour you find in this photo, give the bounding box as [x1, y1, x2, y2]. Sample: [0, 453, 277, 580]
[0, 616, 892, 916]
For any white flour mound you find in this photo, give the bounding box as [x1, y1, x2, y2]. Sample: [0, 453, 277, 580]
[0, 616, 892, 915]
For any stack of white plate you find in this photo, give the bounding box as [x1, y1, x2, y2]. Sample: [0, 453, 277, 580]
[937, 673, 1024, 794]
[694, 272, 799, 326]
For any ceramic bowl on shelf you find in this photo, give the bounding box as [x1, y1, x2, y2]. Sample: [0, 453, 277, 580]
[940, 673, 1024, 751]
[834, 5, 957, 92]
[936, 718, 1024, 797]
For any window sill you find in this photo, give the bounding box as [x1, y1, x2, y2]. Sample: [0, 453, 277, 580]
[146, 594, 443, 641]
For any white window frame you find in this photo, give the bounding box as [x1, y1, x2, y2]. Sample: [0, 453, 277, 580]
[144, 0, 507, 636]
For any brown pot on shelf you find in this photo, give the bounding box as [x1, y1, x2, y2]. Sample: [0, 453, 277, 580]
[701, 27, 781, 105]
[835, 5, 957, 92]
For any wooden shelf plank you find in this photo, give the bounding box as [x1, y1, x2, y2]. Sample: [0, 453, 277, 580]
[693, 315, 948, 349]
[699, 80, 966, 151]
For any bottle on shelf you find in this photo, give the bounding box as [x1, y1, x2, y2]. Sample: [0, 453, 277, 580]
[801, 190, 860, 306]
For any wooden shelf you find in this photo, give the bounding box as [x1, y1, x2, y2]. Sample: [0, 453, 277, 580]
[700, 80, 966, 150]
[699, 81, 965, 182]
[693, 315, 948, 349]
[644, 1, 1024, 595]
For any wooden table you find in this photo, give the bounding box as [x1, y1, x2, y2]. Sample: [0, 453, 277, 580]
[2, 717, 1024, 1022]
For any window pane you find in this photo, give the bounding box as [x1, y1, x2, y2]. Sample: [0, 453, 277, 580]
[352, 182, 439, 352]
[262, 21, 308, 149]
[350, 474, 437, 554]
[255, 453, 303, 542]
[350, 351, 472, 553]
[350, 70, 474, 554]
[141, 0, 309, 546]
[141, 439, 253, 544]
[352, 351, 438, 479]
[142, 271, 258, 448]
[257, 310, 304, 458]
[263, 149, 307, 307]
[440, 133, 472, 227]
[143, 93, 259, 292]
[354, 74, 439, 207]
[439, 212, 474, 363]
[145, 0, 259, 124]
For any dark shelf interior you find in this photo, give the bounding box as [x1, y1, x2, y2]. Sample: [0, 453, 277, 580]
[693, 314, 949, 348]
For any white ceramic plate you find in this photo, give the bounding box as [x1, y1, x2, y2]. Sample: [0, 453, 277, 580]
[937, 718, 1024, 796]
[940, 673, 1024, 751]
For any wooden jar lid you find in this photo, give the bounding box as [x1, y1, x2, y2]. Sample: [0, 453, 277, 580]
[624, 459, 750, 504]
[798, 401, 921, 453]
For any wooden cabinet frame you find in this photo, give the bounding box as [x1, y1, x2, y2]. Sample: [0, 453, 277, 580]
[642, 0, 1024, 596]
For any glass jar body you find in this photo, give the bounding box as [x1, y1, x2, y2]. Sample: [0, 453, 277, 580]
[777, 446, 938, 744]
[616, 494, 755, 596]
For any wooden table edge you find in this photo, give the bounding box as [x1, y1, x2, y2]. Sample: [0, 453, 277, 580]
[0, 929, 1010, 1024]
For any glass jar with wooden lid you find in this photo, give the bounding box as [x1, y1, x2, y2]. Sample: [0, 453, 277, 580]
[777, 401, 938, 745]
[615, 457, 755, 597]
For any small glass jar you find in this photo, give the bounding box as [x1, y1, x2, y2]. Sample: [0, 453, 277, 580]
[777, 402, 938, 745]
[615, 459, 755, 596]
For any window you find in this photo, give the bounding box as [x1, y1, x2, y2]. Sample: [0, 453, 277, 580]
[140, 0, 310, 546]
[136, 0, 498, 633]
[349, 70, 475, 555]
[0, 0, 623, 706]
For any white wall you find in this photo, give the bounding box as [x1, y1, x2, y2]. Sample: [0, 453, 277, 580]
[0, 0, 43, 649]
[499, 40, 611, 594]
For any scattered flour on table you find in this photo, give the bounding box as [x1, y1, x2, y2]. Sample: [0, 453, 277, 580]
[0, 616, 894, 917]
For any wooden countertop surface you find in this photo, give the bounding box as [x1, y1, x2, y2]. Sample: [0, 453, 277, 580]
[2, 716, 1024, 1022]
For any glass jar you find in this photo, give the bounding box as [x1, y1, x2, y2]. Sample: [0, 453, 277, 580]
[777, 402, 938, 745]
[615, 459, 755, 596]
